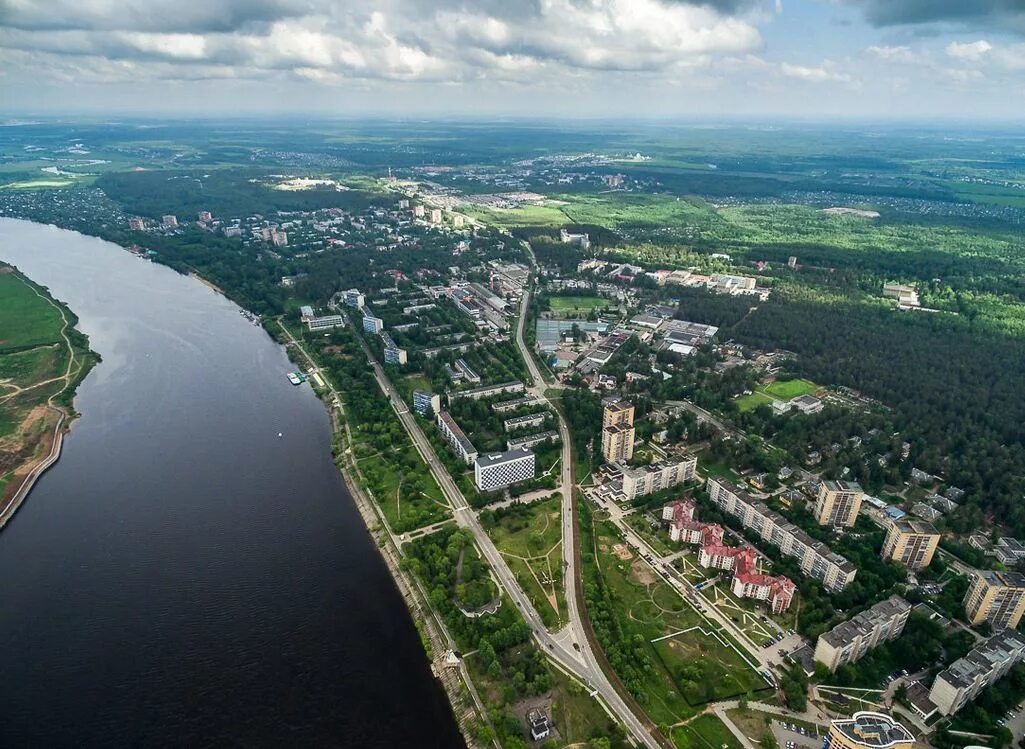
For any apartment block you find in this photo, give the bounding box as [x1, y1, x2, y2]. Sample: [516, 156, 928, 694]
[815, 480, 864, 527]
[881, 518, 940, 570]
[706, 477, 857, 591]
[963, 570, 1025, 630]
[928, 630, 1025, 716]
[503, 413, 547, 433]
[436, 411, 478, 465]
[448, 381, 524, 403]
[823, 712, 913, 749]
[474, 449, 535, 492]
[814, 595, 912, 672]
[621, 457, 696, 501]
[601, 399, 636, 463]
[413, 389, 440, 416]
[362, 314, 384, 334]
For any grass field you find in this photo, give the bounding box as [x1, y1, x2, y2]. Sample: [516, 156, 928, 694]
[0, 273, 66, 352]
[547, 295, 609, 315]
[736, 378, 819, 412]
[482, 496, 567, 629]
[672, 715, 744, 749]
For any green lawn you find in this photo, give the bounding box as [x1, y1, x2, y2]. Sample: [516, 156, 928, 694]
[672, 715, 744, 749]
[735, 391, 774, 413]
[547, 295, 609, 314]
[481, 497, 567, 629]
[0, 272, 66, 352]
[762, 378, 819, 400]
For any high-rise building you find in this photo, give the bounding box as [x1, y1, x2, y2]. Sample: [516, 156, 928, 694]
[963, 570, 1025, 630]
[413, 205, 425, 218]
[814, 596, 911, 672]
[621, 457, 696, 500]
[161, 215, 178, 228]
[814, 480, 864, 527]
[823, 712, 913, 749]
[881, 518, 940, 570]
[128, 217, 145, 231]
[197, 211, 213, 222]
[474, 449, 535, 492]
[362, 315, 384, 334]
[429, 208, 442, 224]
[929, 630, 1025, 715]
[601, 400, 635, 463]
[413, 390, 440, 417]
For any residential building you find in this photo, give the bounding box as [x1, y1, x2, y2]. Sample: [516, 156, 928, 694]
[453, 358, 482, 384]
[362, 314, 384, 334]
[413, 205, 425, 218]
[429, 208, 442, 224]
[490, 396, 540, 413]
[963, 570, 1025, 630]
[413, 390, 440, 416]
[814, 596, 912, 672]
[197, 211, 212, 222]
[503, 413, 547, 433]
[823, 712, 913, 749]
[507, 431, 559, 451]
[928, 630, 1025, 715]
[271, 230, 288, 247]
[128, 217, 145, 230]
[161, 214, 178, 228]
[881, 518, 940, 570]
[601, 400, 636, 463]
[448, 381, 525, 403]
[300, 305, 315, 321]
[706, 477, 857, 591]
[620, 457, 696, 501]
[436, 411, 478, 465]
[380, 332, 407, 365]
[343, 288, 365, 308]
[474, 449, 535, 492]
[815, 480, 865, 527]
[307, 315, 344, 331]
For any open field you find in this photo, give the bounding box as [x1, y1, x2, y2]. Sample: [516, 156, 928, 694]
[672, 714, 744, 749]
[481, 496, 567, 629]
[0, 272, 67, 351]
[547, 295, 609, 314]
[736, 378, 819, 412]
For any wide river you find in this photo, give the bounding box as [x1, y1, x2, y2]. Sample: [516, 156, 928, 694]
[0, 219, 465, 747]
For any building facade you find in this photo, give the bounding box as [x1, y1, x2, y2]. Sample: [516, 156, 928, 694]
[436, 411, 478, 465]
[815, 480, 865, 527]
[601, 400, 636, 463]
[880, 518, 940, 570]
[621, 457, 696, 501]
[928, 630, 1025, 715]
[474, 449, 535, 492]
[413, 389, 441, 416]
[362, 314, 384, 334]
[963, 570, 1025, 630]
[307, 315, 344, 331]
[707, 477, 857, 591]
[814, 596, 912, 672]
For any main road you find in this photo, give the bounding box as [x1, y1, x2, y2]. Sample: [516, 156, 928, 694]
[346, 309, 661, 749]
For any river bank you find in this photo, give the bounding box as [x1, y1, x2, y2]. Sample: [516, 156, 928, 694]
[0, 265, 98, 530]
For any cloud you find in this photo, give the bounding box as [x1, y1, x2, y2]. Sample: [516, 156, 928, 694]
[844, 1, 1025, 34]
[779, 62, 853, 83]
[866, 45, 918, 63]
[946, 40, 993, 61]
[0, 0, 767, 85]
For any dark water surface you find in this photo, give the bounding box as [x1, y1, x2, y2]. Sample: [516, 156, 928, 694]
[0, 219, 464, 748]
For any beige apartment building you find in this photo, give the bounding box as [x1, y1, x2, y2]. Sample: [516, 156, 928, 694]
[881, 518, 940, 570]
[814, 595, 911, 672]
[601, 400, 635, 464]
[964, 570, 1025, 629]
[814, 480, 864, 527]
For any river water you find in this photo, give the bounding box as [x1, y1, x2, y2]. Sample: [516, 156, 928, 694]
[0, 219, 465, 747]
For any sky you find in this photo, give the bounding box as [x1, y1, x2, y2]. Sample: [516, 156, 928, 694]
[1, 0, 1025, 120]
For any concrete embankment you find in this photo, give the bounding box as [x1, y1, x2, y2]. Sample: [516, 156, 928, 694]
[0, 408, 66, 530]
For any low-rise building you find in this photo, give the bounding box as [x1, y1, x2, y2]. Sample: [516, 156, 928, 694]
[963, 570, 1025, 630]
[707, 477, 857, 591]
[307, 314, 344, 331]
[823, 711, 913, 749]
[928, 630, 1025, 716]
[814, 596, 912, 672]
[436, 411, 478, 465]
[880, 518, 940, 570]
[507, 430, 559, 451]
[380, 332, 407, 365]
[343, 288, 365, 308]
[474, 449, 535, 492]
[503, 413, 547, 433]
[448, 381, 525, 403]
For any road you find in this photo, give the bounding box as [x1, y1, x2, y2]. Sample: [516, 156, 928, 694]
[346, 308, 661, 749]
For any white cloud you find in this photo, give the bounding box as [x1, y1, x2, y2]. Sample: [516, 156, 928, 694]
[866, 45, 917, 63]
[780, 62, 853, 83]
[946, 40, 992, 62]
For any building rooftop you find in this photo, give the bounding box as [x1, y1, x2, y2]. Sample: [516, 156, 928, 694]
[936, 629, 1025, 690]
[830, 711, 913, 748]
[476, 448, 534, 469]
[977, 569, 1025, 589]
[822, 479, 863, 493]
[820, 595, 910, 648]
[889, 517, 940, 536]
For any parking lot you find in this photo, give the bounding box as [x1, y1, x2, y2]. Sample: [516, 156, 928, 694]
[770, 718, 821, 749]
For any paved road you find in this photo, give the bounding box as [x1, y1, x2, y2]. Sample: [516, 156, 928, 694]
[350, 313, 661, 749]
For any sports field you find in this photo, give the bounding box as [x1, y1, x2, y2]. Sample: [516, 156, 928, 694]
[547, 295, 608, 314]
[736, 378, 819, 412]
